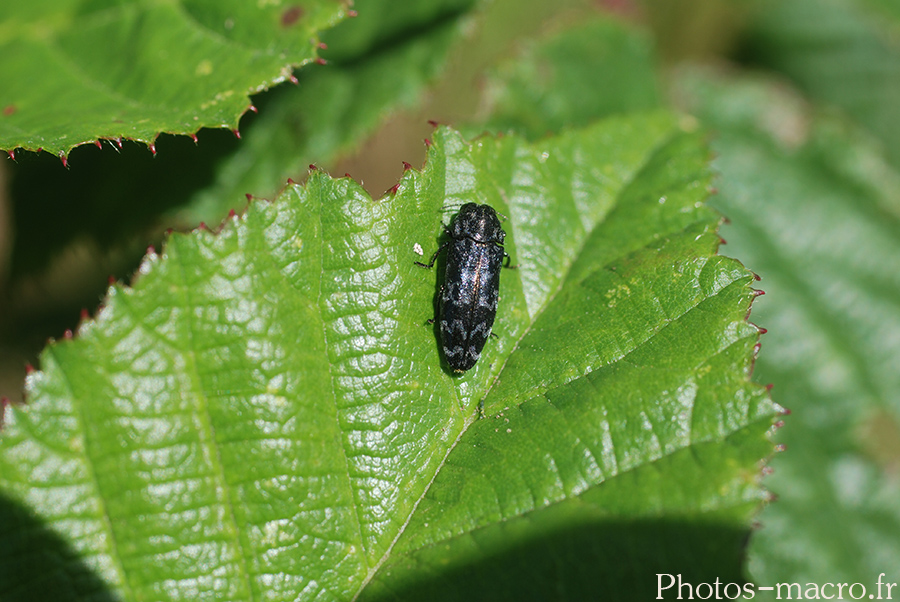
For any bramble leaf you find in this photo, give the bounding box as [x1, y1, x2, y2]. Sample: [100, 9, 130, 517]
[0, 0, 347, 156]
[0, 116, 778, 600]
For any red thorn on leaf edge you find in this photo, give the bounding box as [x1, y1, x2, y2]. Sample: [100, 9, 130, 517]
[773, 420, 785, 430]
[115, 138, 123, 149]
[249, 105, 258, 113]
[315, 57, 327, 66]
[228, 209, 237, 218]
[388, 183, 401, 196]
[25, 363, 35, 375]
[60, 153, 68, 168]
[780, 406, 791, 415]
[94, 140, 102, 149]
[232, 129, 241, 139]
[198, 222, 208, 231]
[774, 444, 786, 453]
[402, 161, 412, 171]
[318, 42, 328, 50]
[191, 134, 199, 144]
[289, 74, 299, 85]
[6, 150, 14, 161]
[245, 193, 254, 201]
[424, 138, 432, 148]
[753, 289, 766, 297]
[757, 326, 768, 335]
[718, 236, 727, 245]
[64, 329, 73, 340]
[309, 164, 317, 170]
[147, 245, 156, 255]
[753, 273, 762, 281]
[348, 9, 358, 16]
[80, 308, 90, 321]
[427, 120, 439, 128]
[108, 275, 117, 285]
[344, 173, 352, 178]
[761, 466, 774, 476]
[149, 143, 157, 156]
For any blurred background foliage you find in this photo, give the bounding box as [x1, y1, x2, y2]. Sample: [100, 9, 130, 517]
[1, 0, 899, 595]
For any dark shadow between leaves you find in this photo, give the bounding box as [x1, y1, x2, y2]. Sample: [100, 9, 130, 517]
[0, 492, 117, 601]
[363, 517, 752, 602]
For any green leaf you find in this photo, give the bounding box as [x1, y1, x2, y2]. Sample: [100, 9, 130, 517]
[169, 12, 466, 227]
[482, 17, 661, 138]
[318, 0, 476, 62]
[741, 0, 900, 169]
[3, 9, 466, 282]
[674, 67, 900, 591]
[0, 0, 348, 157]
[0, 116, 778, 600]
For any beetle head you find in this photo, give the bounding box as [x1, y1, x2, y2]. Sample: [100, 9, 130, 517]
[451, 203, 505, 244]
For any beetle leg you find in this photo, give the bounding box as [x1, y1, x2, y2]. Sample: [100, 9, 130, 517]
[415, 241, 450, 269]
[502, 251, 518, 269]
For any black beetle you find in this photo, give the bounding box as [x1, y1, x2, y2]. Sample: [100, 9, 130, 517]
[416, 203, 511, 372]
